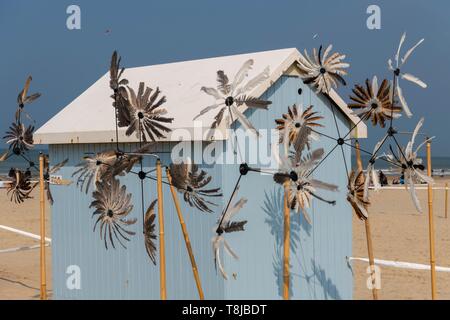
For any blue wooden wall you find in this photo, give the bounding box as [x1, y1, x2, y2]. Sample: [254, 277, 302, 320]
[219, 75, 352, 300]
[48, 75, 352, 300]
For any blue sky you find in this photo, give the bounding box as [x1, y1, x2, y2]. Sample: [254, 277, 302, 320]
[0, 0, 449, 155]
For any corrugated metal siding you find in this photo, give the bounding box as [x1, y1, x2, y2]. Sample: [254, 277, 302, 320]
[49, 75, 352, 300]
[220, 76, 352, 300]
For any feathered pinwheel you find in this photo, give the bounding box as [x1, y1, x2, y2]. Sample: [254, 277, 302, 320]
[213, 188, 247, 280]
[194, 59, 271, 135]
[273, 130, 338, 224]
[72, 150, 118, 193]
[72, 144, 152, 193]
[3, 122, 34, 156]
[144, 199, 157, 265]
[5, 168, 37, 204]
[298, 45, 349, 94]
[388, 33, 427, 117]
[109, 51, 131, 127]
[124, 82, 174, 142]
[275, 104, 323, 151]
[347, 170, 370, 220]
[43, 156, 70, 205]
[16, 76, 41, 122]
[169, 161, 222, 213]
[90, 179, 137, 249]
[385, 118, 433, 212]
[348, 77, 402, 128]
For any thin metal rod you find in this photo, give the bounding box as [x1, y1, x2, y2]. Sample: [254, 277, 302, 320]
[339, 144, 349, 176]
[166, 168, 204, 300]
[309, 128, 337, 142]
[156, 159, 167, 300]
[282, 181, 290, 300]
[342, 109, 372, 140]
[38, 153, 47, 300]
[342, 141, 403, 169]
[389, 72, 398, 129]
[391, 134, 408, 162]
[445, 182, 448, 219]
[113, 91, 120, 152]
[426, 139, 437, 300]
[322, 75, 341, 138]
[138, 119, 146, 234]
[306, 143, 339, 178]
[217, 174, 242, 229]
[227, 106, 244, 164]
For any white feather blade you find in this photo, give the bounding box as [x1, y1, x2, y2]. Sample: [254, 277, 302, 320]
[402, 73, 427, 88]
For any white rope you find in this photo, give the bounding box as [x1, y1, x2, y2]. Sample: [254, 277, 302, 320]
[348, 257, 450, 272]
[0, 225, 51, 243]
[369, 185, 448, 190]
[0, 243, 50, 254]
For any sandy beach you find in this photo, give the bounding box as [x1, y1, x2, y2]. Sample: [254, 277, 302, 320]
[0, 178, 449, 300]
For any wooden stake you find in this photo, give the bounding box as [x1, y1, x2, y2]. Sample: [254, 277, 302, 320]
[38, 153, 47, 300]
[166, 168, 204, 300]
[445, 182, 448, 219]
[426, 139, 437, 300]
[355, 141, 378, 300]
[156, 159, 167, 300]
[282, 182, 290, 300]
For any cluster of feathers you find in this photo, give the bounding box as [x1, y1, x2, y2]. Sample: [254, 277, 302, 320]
[1, 77, 70, 204]
[110, 52, 174, 142]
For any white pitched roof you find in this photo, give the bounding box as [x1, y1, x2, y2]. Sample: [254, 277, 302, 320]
[34, 48, 366, 144]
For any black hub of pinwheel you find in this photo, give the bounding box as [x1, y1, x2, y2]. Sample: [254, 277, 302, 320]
[387, 126, 397, 137]
[225, 96, 234, 107]
[239, 163, 250, 176]
[186, 186, 193, 192]
[289, 171, 298, 182]
[137, 112, 144, 119]
[371, 102, 378, 109]
[295, 122, 301, 128]
[337, 138, 344, 145]
[107, 209, 114, 218]
[138, 171, 146, 180]
[320, 67, 326, 74]
[394, 68, 400, 76]
[13, 147, 21, 155]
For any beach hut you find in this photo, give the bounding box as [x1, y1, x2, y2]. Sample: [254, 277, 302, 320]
[34, 48, 367, 300]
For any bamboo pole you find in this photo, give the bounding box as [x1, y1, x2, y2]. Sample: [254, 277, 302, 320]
[282, 182, 290, 300]
[355, 141, 378, 300]
[426, 139, 437, 300]
[166, 168, 204, 300]
[445, 182, 448, 219]
[39, 153, 47, 300]
[156, 159, 167, 300]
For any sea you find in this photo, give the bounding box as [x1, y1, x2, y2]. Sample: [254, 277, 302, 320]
[354, 154, 450, 177]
